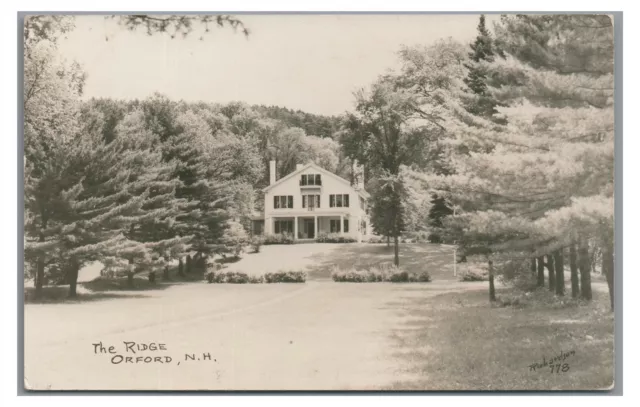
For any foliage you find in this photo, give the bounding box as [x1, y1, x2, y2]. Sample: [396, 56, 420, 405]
[462, 15, 506, 123]
[112, 14, 249, 39]
[401, 15, 614, 305]
[339, 39, 470, 265]
[459, 263, 489, 282]
[264, 270, 307, 283]
[206, 271, 255, 284]
[250, 235, 264, 253]
[402, 231, 430, 243]
[427, 194, 454, 243]
[219, 220, 249, 258]
[204, 269, 305, 284]
[331, 264, 431, 283]
[262, 233, 294, 245]
[364, 235, 387, 244]
[253, 105, 341, 139]
[315, 233, 357, 243]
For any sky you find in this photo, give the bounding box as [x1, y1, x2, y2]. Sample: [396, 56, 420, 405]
[57, 14, 500, 116]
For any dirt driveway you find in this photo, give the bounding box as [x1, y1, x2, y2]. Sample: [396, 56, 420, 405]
[24, 278, 483, 391]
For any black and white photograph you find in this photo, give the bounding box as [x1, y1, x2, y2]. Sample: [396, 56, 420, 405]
[21, 12, 617, 392]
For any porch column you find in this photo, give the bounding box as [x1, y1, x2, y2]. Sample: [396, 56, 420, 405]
[340, 214, 344, 235]
[314, 215, 318, 238]
[294, 216, 298, 241]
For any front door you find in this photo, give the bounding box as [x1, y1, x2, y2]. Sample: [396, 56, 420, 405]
[304, 219, 315, 239]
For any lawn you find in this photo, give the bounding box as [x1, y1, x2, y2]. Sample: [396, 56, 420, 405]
[384, 283, 615, 391]
[224, 242, 461, 281]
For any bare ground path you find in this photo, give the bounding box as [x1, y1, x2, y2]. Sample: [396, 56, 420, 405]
[25, 276, 484, 390]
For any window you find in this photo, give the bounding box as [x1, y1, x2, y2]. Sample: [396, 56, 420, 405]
[274, 220, 294, 234]
[302, 195, 320, 209]
[360, 197, 365, 210]
[300, 174, 322, 186]
[330, 219, 341, 233]
[274, 195, 293, 209]
[329, 194, 350, 208]
[343, 219, 349, 233]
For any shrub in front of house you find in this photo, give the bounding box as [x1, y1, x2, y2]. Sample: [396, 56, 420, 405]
[315, 232, 357, 243]
[248, 274, 265, 284]
[331, 264, 431, 283]
[264, 270, 307, 283]
[250, 236, 264, 253]
[262, 233, 294, 245]
[205, 269, 305, 284]
[206, 271, 253, 284]
[459, 264, 489, 282]
[205, 270, 265, 284]
[365, 235, 386, 244]
[403, 231, 429, 243]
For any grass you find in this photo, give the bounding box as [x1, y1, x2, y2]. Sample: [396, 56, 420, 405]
[385, 285, 614, 391]
[24, 263, 207, 304]
[224, 242, 459, 281]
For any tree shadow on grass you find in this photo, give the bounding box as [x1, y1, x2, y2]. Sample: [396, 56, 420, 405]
[304, 242, 459, 282]
[81, 277, 178, 292]
[215, 256, 242, 264]
[24, 286, 151, 304]
[380, 285, 615, 391]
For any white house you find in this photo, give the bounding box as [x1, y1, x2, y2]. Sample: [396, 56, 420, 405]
[251, 160, 371, 242]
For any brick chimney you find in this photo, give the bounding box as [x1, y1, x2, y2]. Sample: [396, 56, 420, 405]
[269, 160, 276, 185]
[296, 163, 303, 171]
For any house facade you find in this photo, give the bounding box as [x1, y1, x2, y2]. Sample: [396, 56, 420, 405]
[252, 161, 371, 242]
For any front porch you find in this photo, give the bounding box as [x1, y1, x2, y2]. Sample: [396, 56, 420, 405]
[262, 214, 364, 242]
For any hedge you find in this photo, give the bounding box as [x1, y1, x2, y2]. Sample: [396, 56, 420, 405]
[459, 264, 489, 282]
[206, 271, 262, 284]
[331, 264, 431, 283]
[262, 233, 294, 245]
[205, 270, 306, 284]
[315, 232, 357, 243]
[264, 270, 306, 283]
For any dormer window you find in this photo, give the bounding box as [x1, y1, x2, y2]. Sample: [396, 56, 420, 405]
[300, 174, 322, 186]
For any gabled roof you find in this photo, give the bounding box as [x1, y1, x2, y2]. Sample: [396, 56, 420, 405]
[262, 162, 370, 198]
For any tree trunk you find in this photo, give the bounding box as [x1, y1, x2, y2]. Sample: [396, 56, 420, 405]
[35, 257, 45, 299]
[536, 255, 545, 287]
[546, 254, 555, 292]
[163, 265, 170, 281]
[34, 230, 46, 299]
[178, 258, 184, 275]
[530, 257, 536, 276]
[184, 255, 191, 275]
[393, 235, 400, 267]
[488, 259, 496, 302]
[578, 241, 592, 301]
[569, 244, 580, 298]
[602, 241, 614, 311]
[386, 235, 390, 247]
[68, 261, 80, 298]
[554, 249, 565, 296]
[127, 258, 135, 289]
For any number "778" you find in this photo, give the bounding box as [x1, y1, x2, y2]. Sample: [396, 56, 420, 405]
[550, 363, 570, 374]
